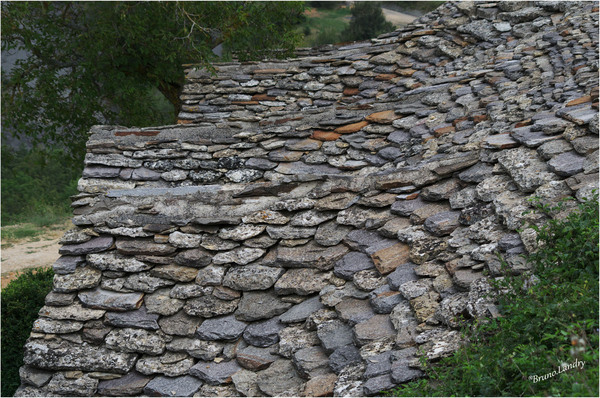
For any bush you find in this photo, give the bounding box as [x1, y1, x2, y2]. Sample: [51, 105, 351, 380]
[1, 268, 55, 397]
[341, 2, 394, 42]
[1, 145, 80, 226]
[389, 195, 599, 397]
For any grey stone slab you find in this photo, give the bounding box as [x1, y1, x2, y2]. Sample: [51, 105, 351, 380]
[362, 373, 396, 396]
[317, 319, 355, 353]
[105, 328, 165, 354]
[78, 288, 144, 311]
[166, 337, 223, 361]
[370, 286, 404, 314]
[262, 242, 349, 271]
[329, 345, 363, 374]
[143, 375, 203, 397]
[53, 267, 102, 293]
[52, 256, 85, 275]
[243, 317, 284, 347]
[274, 268, 331, 296]
[236, 291, 292, 321]
[548, 151, 585, 177]
[387, 263, 418, 290]
[354, 315, 396, 345]
[424, 211, 461, 236]
[97, 371, 152, 396]
[315, 220, 353, 246]
[19, 366, 54, 388]
[184, 295, 238, 318]
[280, 296, 324, 323]
[364, 351, 393, 379]
[236, 345, 278, 371]
[390, 197, 427, 217]
[59, 236, 114, 255]
[292, 345, 330, 378]
[105, 306, 159, 330]
[256, 359, 304, 397]
[334, 251, 375, 280]
[189, 360, 241, 385]
[46, 373, 98, 396]
[196, 314, 248, 341]
[335, 298, 375, 325]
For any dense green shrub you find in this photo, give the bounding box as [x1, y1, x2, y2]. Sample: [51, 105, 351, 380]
[341, 2, 394, 42]
[1, 145, 80, 226]
[389, 195, 599, 397]
[1, 268, 55, 397]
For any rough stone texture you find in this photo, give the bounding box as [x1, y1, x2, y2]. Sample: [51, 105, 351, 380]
[189, 360, 241, 385]
[18, 1, 600, 395]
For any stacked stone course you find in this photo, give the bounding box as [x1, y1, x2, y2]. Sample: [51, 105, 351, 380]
[17, 1, 598, 396]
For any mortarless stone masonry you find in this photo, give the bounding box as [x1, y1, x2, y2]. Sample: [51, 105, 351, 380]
[17, 1, 599, 396]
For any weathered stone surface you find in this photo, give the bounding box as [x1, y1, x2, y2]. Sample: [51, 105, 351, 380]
[143, 375, 203, 397]
[232, 369, 260, 397]
[116, 240, 176, 256]
[424, 211, 461, 236]
[548, 151, 586, 177]
[336, 298, 375, 325]
[370, 286, 404, 314]
[196, 314, 248, 341]
[353, 269, 385, 291]
[317, 319, 354, 353]
[97, 371, 152, 396]
[53, 267, 102, 293]
[302, 373, 338, 397]
[292, 345, 329, 378]
[24, 339, 137, 373]
[278, 325, 320, 358]
[274, 268, 331, 295]
[59, 236, 114, 255]
[334, 251, 375, 280]
[242, 210, 290, 225]
[78, 288, 144, 311]
[219, 224, 266, 241]
[223, 265, 284, 291]
[19, 366, 54, 388]
[150, 264, 198, 282]
[195, 265, 226, 286]
[166, 338, 223, 360]
[158, 310, 201, 336]
[236, 291, 292, 321]
[175, 248, 212, 268]
[105, 306, 158, 330]
[354, 315, 395, 345]
[32, 318, 83, 334]
[243, 317, 284, 347]
[190, 360, 241, 385]
[257, 359, 304, 397]
[266, 225, 316, 239]
[315, 220, 353, 246]
[497, 147, 558, 192]
[38, 303, 105, 321]
[184, 295, 239, 318]
[87, 253, 151, 273]
[145, 288, 185, 316]
[237, 345, 278, 371]
[105, 328, 165, 354]
[371, 242, 411, 275]
[200, 235, 240, 251]
[280, 296, 324, 323]
[46, 373, 99, 396]
[45, 292, 76, 306]
[136, 354, 195, 377]
[213, 247, 266, 265]
[53, 255, 86, 275]
[263, 242, 349, 270]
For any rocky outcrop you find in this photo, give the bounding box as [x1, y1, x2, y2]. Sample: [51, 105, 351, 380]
[17, 1, 598, 396]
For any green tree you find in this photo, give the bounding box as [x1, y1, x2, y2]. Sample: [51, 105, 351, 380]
[341, 2, 394, 42]
[1, 1, 304, 159]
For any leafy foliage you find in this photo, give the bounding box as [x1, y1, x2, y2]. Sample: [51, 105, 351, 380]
[1, 1, 304, 159]
[389, 195, 599, 397]
[1, 268, 55, 397]
[341, 2, 394, 42]
[1, 145, 79, 226]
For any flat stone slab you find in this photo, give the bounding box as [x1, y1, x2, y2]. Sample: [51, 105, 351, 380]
[354, 315, 396, 345]
[335, 298, 375, 325]
[105, 306, 159, 330]
[143, 375, 203, 397]
[59, 236, 114, 255]
[243, 317, 284, 347]
[280, 296, 324, 324]
[189, 360, 241, 385]
[97, 371, 153, 396]
[52, 255, 85, 275]
[78, 288, 144, 311]
[223, 265, 284, 291]
[236, 291, 292, 321]
[548, 151, 585, 177]
[329, 345, 363, 374]
[23, 339, 137, 373]
[317, 319, 355, 353]
[334, 252, 375, 280]
[197, 314, 248, 341]
[256, 359, 304, 396]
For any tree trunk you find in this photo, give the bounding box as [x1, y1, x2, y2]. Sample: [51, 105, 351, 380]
[157, 80, 183, 118]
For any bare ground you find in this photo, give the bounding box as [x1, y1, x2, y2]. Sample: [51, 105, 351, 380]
[1, 221, 72, 288]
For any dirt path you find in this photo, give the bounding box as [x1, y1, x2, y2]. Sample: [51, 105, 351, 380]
[382, 8, 418, 27]
[1, 221, 72, 288]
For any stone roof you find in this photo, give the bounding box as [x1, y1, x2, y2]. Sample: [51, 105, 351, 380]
[17, 1, 599, 396]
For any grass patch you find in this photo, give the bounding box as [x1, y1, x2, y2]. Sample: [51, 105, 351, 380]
[388, 195, 599, 397]
[1, 267, 55, 397]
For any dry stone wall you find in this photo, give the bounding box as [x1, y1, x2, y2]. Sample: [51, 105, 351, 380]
[17, 1, 599, 397]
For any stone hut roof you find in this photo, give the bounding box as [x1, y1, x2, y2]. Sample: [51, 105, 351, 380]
[17, 1, 599, 396]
